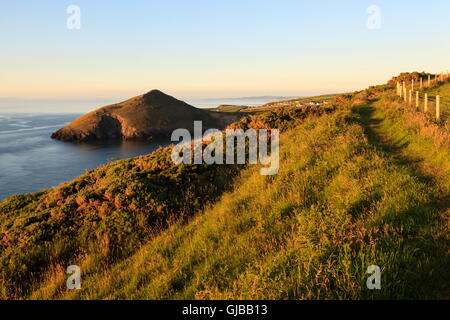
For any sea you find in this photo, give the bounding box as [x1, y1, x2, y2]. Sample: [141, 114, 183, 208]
[0, 97, 286, 200]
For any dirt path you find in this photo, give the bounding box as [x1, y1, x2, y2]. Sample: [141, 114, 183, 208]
[356, 102, 437, 187]
[356, 99, 449, 299]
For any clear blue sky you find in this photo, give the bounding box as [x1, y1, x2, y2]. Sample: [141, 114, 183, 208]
[1, 0, 449, 105]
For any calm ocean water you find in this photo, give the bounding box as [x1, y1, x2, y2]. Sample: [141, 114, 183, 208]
[0, 113, 171, 201]
[0, 98, 279, 200]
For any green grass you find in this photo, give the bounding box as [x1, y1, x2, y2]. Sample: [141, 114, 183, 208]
[425, 81, 450, 97]
[30, 91, 449, 299]
[370, 94, 450, 195]
[1, 103, 331, 299]
[0, 146, 241, 298]
[424, 81, 450, 119]
[1, 79, 448, 300]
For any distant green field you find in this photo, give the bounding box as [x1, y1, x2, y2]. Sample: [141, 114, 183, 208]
[212, 105, 250, 112]
[257, 93, 339, 108]
[289, 93, 339, 103]
[208, 94, 341, 113]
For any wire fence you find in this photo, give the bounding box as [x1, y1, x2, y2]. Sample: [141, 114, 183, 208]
[396, 72, 450, 122]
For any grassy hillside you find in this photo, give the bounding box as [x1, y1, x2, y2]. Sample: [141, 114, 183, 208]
[0, 148, 241, 298]
[0, 104, 330, 298]
[1, 78, 448, 299]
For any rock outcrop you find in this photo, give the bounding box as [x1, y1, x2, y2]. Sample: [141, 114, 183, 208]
[51, 90, 242, 142]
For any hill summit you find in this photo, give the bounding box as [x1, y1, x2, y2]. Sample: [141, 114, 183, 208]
[51, 90, 241, 142]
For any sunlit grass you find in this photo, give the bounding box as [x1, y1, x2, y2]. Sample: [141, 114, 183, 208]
[30, 92, 449, 299]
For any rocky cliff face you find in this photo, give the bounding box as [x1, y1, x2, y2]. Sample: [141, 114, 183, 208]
[51, 90, 242, 142]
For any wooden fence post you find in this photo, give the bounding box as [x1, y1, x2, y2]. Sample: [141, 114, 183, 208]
[424, 93, 428, 112]
[412, 79, 414, 91]
[404, 87, 407, 102]
[428, 75, 431, 86]
[436, 95, 440, 120]
[416, 91, 419, 108]
[420, 77, 423, 89]
[409, 89, 412, 105]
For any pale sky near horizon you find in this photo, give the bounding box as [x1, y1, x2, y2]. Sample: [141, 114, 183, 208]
[1, 0, 449, 108]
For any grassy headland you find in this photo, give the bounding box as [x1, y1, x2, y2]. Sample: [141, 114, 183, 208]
[0, 75, 448, 299]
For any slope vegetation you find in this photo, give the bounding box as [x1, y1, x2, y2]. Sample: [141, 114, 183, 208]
[1, 77, 448, 299]
[31, 86, 449, 299]
[0, 104, 329, 298]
